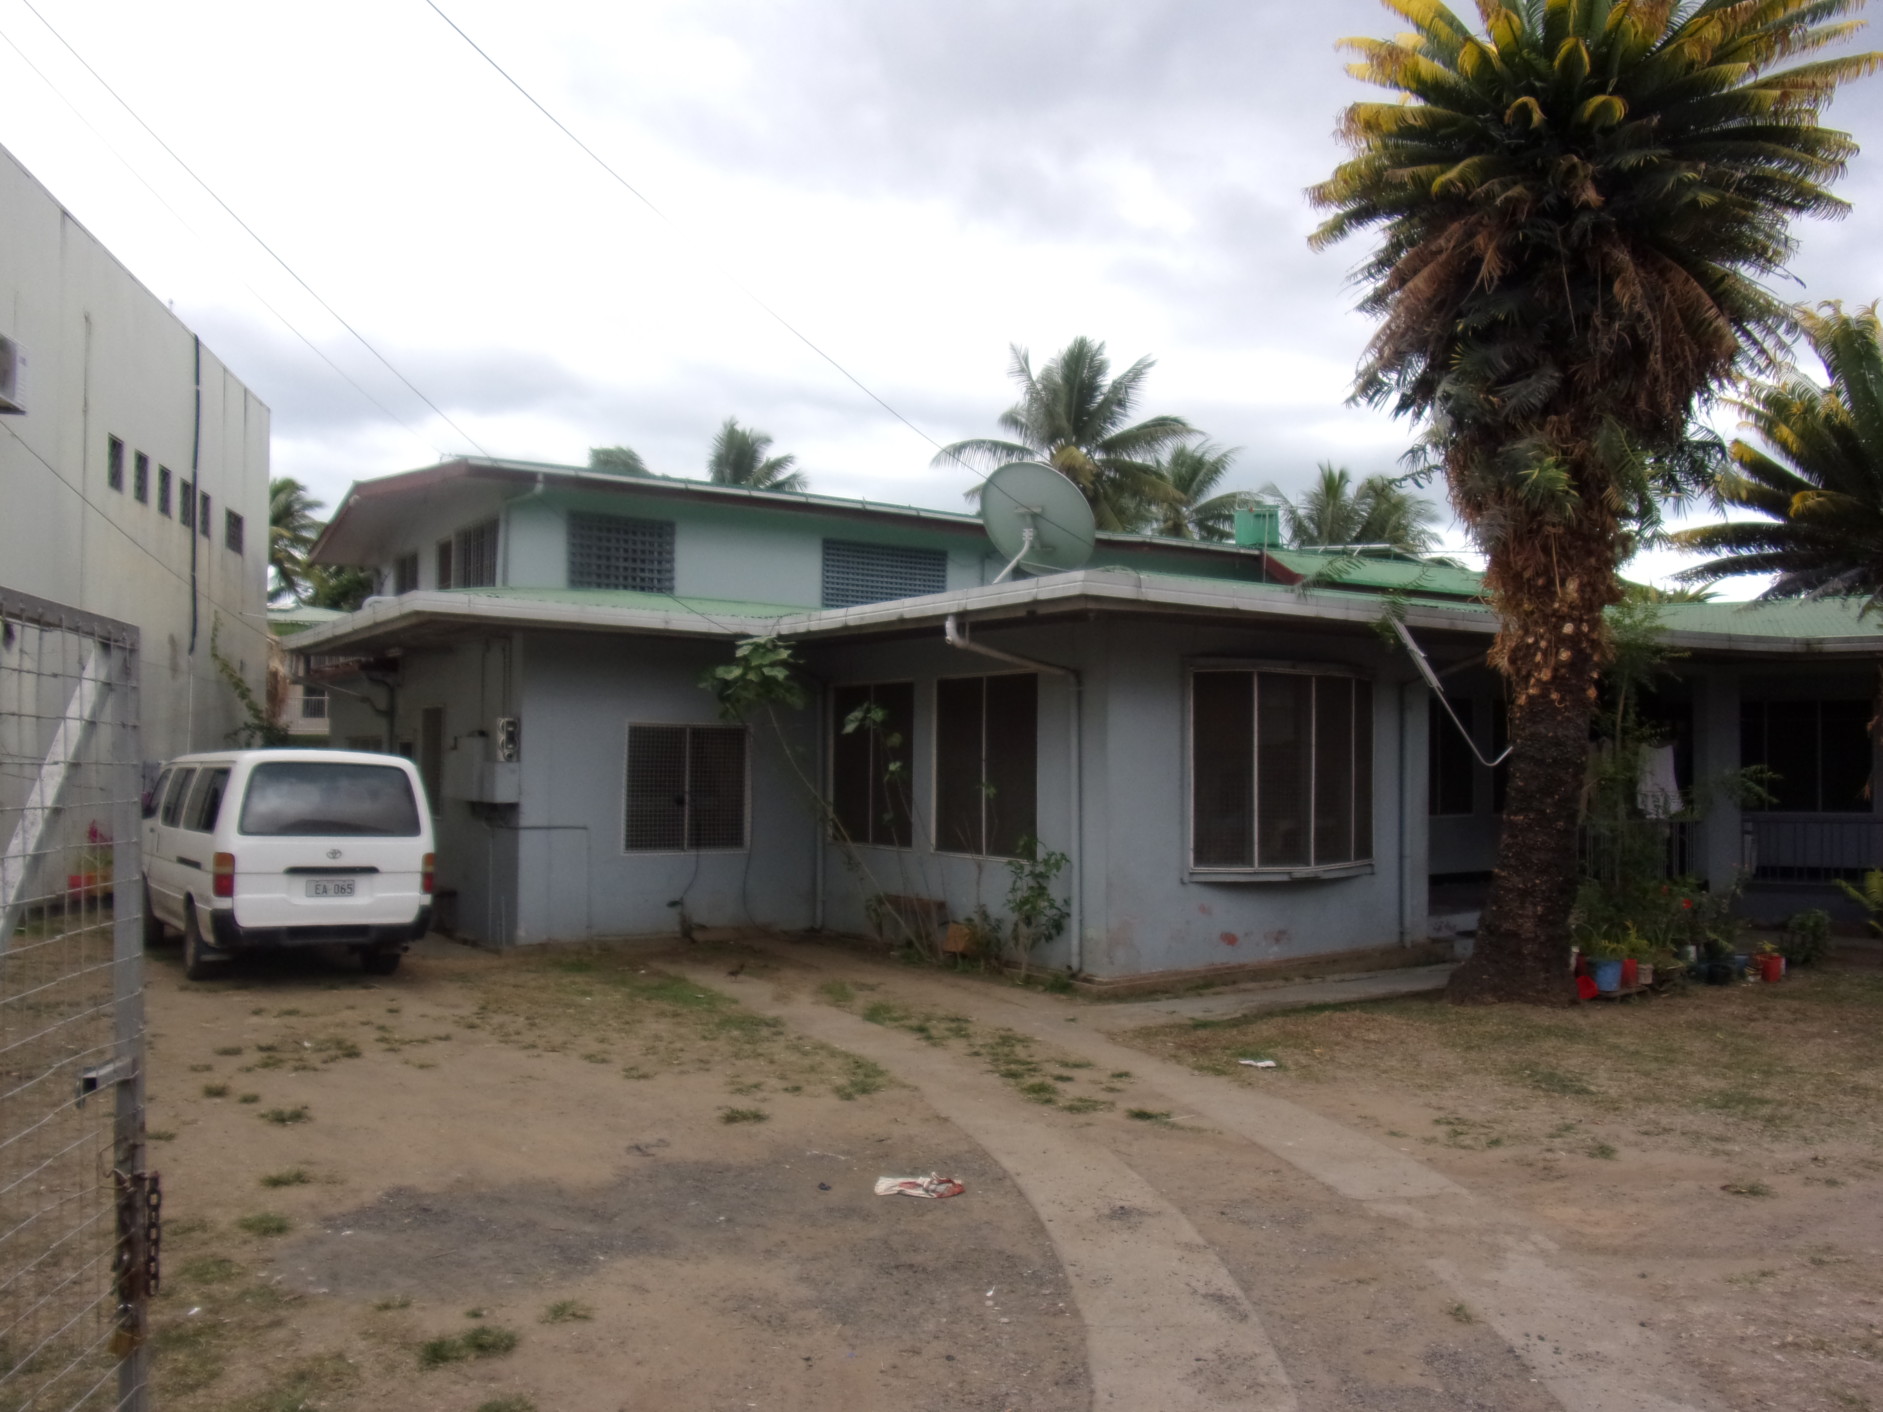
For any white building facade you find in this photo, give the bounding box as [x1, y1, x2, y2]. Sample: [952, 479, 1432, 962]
[0, 142, 270, 762]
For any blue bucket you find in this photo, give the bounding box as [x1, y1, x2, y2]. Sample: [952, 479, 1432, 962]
[1593, 959, 1624, 993]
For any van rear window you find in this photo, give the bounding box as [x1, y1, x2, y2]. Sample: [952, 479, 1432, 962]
[238, 763, 422, 837]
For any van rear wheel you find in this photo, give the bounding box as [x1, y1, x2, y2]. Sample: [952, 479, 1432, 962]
[360, 946, 402, 976]
[182, 905, 218, 981]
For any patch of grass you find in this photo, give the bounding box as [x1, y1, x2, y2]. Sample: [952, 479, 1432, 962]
[861, 1000, 908, 1026]
[237, 1093, 260, 1104]
[418, 1337, 469, 1368]
[213, 1046, 244, 1056]
[833, 1057, 889, 1101]
[178, 1255, 240, 1285]
[719, 1107, 769, 1124]
[189, 1063, 213, 1073]
[1126, 1108, 1172, 1123]
[1018, 1080, 1059, 1103]
[1109, 1070, 1133, 1080]
[543, 1299, 592, 1323]
[261, 1106, 309, 1125]
[236, 1212, 290, 1237]
[260, 1167, 311, 1188]
[1722, 1179, 1774, 1197]
[372, 1295, 413, 1312]
[148, 1129, 177, 1142]
[276, 1008, 303, 1018]
[1588, 1142, 1618, 1160]
[1061, 1096, 1112, 1114]
[1447, 1301, 1474, 1324]
[202, 1082, 231, 1098]
[241, 1353, 358, 1412]
[463, 1325, 520, 1357]
[477, 1399, 538, 1412]
[466, 1307, 488, 1319]
[1519, 1066, 1596, 1096]
[150, 1318, 224, 1395]
[818, 979, 856, 1006]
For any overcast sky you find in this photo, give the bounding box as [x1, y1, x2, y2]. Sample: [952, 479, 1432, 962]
[4, 0, 1881, 590]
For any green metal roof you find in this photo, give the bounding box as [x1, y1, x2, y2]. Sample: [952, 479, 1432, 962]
[438, 585, 796, 620]
[268, 605, 348, 636]
[1263, 548, 1487, 600]
[1652, 596, 1883, 639]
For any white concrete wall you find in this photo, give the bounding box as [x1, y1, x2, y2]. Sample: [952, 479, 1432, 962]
[0, 143, 270, 763]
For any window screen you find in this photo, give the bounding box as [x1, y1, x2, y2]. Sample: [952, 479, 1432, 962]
[624, 725, 748, 851]
[1191, 669, 1372, 870]
[179, 480, 195, 530]
[157, 466, 172, 517]
[225, 510, 245, 554]
[456, 519, 499, 588]
[935, 674, 1037, 857]
[1742, 698, 1874, 811]
[569, 512, 674, 592]
[1428, 696, 1476, 816]
[107, 436, 125, 492]
[831, 682, 915, 847]
[133, 452, 149, 504]
[821, 540, 948, 609]
[199, 491, 212, 538]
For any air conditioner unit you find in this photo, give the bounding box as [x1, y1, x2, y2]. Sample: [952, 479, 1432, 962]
[0, 334, 25, 415]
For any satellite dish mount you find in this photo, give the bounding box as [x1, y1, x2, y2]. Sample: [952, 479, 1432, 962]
[979, 462, 1096, 583]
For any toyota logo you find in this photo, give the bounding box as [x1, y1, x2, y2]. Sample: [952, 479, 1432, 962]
[326, 849, 343, 860]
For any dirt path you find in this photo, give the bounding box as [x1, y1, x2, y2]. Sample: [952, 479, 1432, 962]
[682, 942, 1731, 1412]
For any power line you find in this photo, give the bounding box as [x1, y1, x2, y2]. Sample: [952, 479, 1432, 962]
[16, 0, 492, 458]
[0, 25, 445, 463]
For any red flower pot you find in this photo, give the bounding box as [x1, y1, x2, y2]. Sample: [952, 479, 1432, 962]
[1757, 954, 1784, 983]
[1620, 958, 1638, 989]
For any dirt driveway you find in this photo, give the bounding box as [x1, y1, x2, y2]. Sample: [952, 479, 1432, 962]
[142, 936, 1864, 1411]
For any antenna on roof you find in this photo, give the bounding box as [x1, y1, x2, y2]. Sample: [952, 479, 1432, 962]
[979, 462, 1096, 583]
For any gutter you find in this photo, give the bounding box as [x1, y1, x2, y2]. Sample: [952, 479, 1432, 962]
[943, 613, 1085, 977]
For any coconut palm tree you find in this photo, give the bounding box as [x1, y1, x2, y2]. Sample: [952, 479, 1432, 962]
[1310, 1, 1876, 1003]
[1149, 443, 1250, 540]
[708, 418, 808, 493]
[939, 336, 1198, 532]
[1269, 464, 1439, 553]
[588, 445, 652, 477]
[268, 477, 323, 605]
[1673, 303, 1883, 601]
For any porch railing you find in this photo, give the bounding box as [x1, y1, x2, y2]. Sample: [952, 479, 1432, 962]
[1744, 815, 1883, 884]
[1577, 819, 1694, 884]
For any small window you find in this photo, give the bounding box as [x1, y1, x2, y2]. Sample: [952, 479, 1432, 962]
[822, 541, 948, 609]
[568, 512, 674, 593]
[143, 769, 171, 820]
[1742, 698, 1874, 811]
[1428, 696, 1476, 816]
[133, 452, 149, 504]
[199, 490, 212, 538]
[831, 682, 915, 847]
[225, 510, 244, 554]
[1190, 668, 1373, 871]
[107, 437, 125, 492]
[393, 552, 419, 594]
[184, 767, 231, 833]
[300, 687, 328, 720]
[157, 466, 172, 517]
[238, 762, 422, 837]
[935, 674, 1037, 857]
[159, 769, 196, 826]
[454, 519, 498, 588]
[179, 480, 195, 530]
[436, 537, 454, 590]
[624, 724, 748, 851]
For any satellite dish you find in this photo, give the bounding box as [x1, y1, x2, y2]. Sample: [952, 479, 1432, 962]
[980, 462, 1096, 582]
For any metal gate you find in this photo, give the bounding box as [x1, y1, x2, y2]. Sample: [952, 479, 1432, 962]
[1, 588, 150, 1412]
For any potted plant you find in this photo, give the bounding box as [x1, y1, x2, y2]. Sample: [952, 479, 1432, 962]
[1754, 940, 1785, 983]
[1586, 937, 1626, 994]
[1780, 908, 1832, 968]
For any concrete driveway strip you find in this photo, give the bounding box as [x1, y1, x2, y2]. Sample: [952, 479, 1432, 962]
[679, 968, 1299, 1412]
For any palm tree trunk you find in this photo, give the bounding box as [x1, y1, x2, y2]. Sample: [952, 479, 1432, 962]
[1447, 521, 1618, 1004]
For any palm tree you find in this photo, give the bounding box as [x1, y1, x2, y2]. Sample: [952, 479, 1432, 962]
[1673, 303, 1883, 601]
[1310, 1, 1875, 1003]
[708, 418, 808, 493]
[1150, 443, 1250, 540]
[269, 477, 323, 605]
[1269, 464, 1439, 553]
[589, 445, 652, 477]
[938, 337, 1198, 532]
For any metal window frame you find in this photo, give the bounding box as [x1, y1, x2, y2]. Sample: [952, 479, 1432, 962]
[620, 720, 751, 855]
[1184, 662, 1376, 882]
[568, 511, 675, 593]
[827, 678, 918, 852]
[928, 668, 1037, 861]
[820, 539, 949, 609]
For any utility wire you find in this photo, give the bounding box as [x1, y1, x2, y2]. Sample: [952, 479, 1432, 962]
[0, 25, 444, 462]
[17, 0, 491, 458]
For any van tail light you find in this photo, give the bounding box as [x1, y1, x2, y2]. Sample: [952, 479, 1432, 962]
[421, 853, 435, 895]
[212, 852, 236, 898]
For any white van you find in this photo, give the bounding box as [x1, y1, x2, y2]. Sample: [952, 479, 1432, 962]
[142, 749, 434, 978]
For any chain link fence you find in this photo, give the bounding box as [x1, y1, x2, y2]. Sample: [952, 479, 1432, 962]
[1, 588, 150, 1412]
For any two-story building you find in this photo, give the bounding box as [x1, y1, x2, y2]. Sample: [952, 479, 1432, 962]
[284, 455, 1883, 983]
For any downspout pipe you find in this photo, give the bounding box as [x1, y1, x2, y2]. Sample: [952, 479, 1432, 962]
[943, 613, 1085, 977]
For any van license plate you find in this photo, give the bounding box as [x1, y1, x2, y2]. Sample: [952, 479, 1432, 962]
[308, 879, 355, 898]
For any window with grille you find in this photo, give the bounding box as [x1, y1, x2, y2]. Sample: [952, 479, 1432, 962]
[157, 466, 172, 516]
[821, 540, 948, 609]
[455, 519, 498, 588]
[107, 436, 124, 492]
[133, 451, 149, 503]
[393, 552, 419, 594]
[935, 674, 1036, 857]
[569, 512, 674, 592]
[1741, 699, 1873, 811]
[625, 724, 748, 851]
[436, 537, 453, 589]
[199, 490, 212, 538]
[179, 479, 195, 530]
[831, 682, 915, 847]
[225, 510, 245, 554]
[1191, 668, 1373, 871]
[1428, 696, 1475, 816]
[300, 687, 328, 720]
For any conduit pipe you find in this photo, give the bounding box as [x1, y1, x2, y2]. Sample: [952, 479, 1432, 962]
[943, 613, 1085, 976]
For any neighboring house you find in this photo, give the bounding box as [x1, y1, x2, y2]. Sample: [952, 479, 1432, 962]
[269, 605, 345, 742]
[286, 455, 1883, 981]
[0, 142, 271, 762]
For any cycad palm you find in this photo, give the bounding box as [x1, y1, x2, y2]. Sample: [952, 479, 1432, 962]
[1311, 0, 1877, 1003]
[939, 336, 1198, 532]
[1271, 464, 1439, 553]
[708, 419, 808, 493]
[268, 477, 323, 605]
[1674, 303, 1883, 601]
[1151, 444, 1249, 540]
